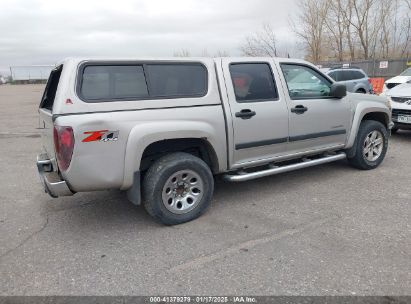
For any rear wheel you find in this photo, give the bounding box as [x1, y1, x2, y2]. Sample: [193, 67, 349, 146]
[143, 152, 214, 225]
[355, 88, 366, 94]
[347, 120, 388, 170]
[391, 127, 399, 134]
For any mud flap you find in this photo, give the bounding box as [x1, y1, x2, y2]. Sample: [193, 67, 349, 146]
[345, 144, 357, 158]
[127, 171, 141, 205]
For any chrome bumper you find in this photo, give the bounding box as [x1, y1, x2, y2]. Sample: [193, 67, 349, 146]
[36, 153, 73, 198]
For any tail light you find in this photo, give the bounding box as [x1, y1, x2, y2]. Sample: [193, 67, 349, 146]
[368, 78, 372, 84]
[53, 126, 74, 171]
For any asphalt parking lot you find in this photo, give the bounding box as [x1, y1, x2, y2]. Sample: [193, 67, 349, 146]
[0, 84, 410, 296]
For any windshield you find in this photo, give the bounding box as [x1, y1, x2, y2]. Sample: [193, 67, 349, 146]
[400, 68, 411, 76]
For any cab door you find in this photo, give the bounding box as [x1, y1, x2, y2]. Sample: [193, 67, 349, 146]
[277, 63, 352, 154]
[221, 58, 289, 167]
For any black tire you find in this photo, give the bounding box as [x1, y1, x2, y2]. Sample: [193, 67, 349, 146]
[347, 120, 388, 170]
[356, 89, 366, 94]
[142, 152, 214, 225]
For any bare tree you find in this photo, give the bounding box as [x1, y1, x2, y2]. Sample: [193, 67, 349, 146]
[397, 0, 411, 57]
[292, 0, 330, 62]
[290, 0, 409, 62]
[371, 0, 410, 59]
[214, 50, 230, 57]
[343, 2, 357, 60]
[343, 0, 389, 59]
[240, 23, 278, 57]
[324, 0, 347, 61]
[173, 49, 191, 57]
[201, 48, 210, 57]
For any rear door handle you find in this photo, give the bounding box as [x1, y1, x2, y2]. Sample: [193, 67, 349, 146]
[291, 105, 308, 114]
[235, 109, 256, 119]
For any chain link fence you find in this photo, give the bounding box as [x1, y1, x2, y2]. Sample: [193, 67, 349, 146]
[316, 58, 410, 79]
[9, 65, 54, 84]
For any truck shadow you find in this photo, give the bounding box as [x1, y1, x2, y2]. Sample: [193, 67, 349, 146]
[391, 129, 411, 141]
[213, 160, 350, 204]
[43, 190, 161, 231]
[44, 160, 351, 233]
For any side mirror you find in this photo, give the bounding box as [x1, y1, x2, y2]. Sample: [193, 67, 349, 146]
[330, 83, 347, 99]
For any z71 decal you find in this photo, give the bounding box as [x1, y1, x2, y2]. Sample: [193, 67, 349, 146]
[82, 130, 119, 142]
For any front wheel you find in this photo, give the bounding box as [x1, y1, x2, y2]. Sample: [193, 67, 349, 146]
[347, 120, 388, 170]
[143, 152, 214, 225]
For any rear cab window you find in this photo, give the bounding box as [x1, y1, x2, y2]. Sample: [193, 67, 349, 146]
[77, 62, 208, 102]
[39, 65, 63, 111]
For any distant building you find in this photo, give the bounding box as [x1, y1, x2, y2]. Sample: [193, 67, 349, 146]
[10, 65, 55, 84]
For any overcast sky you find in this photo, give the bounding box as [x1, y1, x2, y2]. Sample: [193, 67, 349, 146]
[0, 0, 299, 74]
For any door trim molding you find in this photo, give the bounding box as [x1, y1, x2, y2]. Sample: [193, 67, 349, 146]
[235, 129, 346, 150]
[289, 129, 346, 142]
[236, 137, 288, 150]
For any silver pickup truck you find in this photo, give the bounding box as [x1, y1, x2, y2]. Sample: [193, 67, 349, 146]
[37, 57, 392, 225]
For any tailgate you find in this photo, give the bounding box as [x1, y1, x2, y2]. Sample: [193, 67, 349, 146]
[39, 108, 55, 160]
[38, 65, 63, 163]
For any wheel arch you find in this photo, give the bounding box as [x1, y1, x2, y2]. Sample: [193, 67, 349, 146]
[346, 107, 390, 157]
[355, 87, 367, 93]
[139, 138, 220, 174]
[121, 121, 225, 190]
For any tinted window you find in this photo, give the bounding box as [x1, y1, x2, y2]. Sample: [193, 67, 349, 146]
[400, 68, 411, 76]
[328, 71, 338, 81]
[281, 64, 331, 99]
[80, 65, 148, 101]
[40, 65, 62, 110]
[339, 71, 353, 81]
[351, 70, 365, 79]
[229, 63, 278, 102]
[146, 64, 207, 97]
[328, 70, 365, 81]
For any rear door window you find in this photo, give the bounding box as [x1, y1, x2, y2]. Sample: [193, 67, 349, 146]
[351, 71, 365, 79]
[80, 65, 148, 101]
[229, 63, 278, 102]
[340, 71, 354, 81]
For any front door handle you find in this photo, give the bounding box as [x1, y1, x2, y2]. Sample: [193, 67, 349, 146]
[291, 105, 308, 114]
[235, 109, 256, 119]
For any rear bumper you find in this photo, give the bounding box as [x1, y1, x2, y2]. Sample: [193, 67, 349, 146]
[37, 153, 73, 198]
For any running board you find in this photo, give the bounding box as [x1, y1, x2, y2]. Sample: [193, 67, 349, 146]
[223, 153, 347, 182]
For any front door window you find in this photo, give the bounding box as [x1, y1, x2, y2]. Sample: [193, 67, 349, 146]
[281, 64, 331, 99]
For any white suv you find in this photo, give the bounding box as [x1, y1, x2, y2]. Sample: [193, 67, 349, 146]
[386, 80, 411, 132]
[383, 68, 411, 93]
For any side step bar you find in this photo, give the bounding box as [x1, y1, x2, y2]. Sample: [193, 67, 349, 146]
[223, 153, 347, 182]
